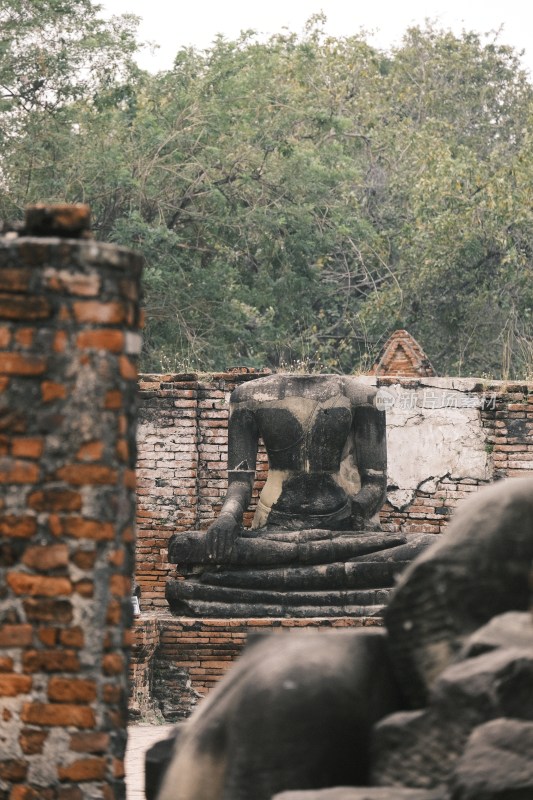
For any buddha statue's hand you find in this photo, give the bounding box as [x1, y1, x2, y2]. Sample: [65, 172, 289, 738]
[206, 512, 241, 562]
[350, 493, 371, 531]
[351, 480, 386, 530]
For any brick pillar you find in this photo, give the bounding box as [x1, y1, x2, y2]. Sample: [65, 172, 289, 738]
[0, 206, 143, 800]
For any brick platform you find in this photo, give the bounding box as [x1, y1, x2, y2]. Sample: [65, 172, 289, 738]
[132, 614, 383, 720]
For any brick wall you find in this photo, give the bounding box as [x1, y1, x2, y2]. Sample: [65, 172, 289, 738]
[379, 379, 532, 533]
[136, 370, 270, 609]
[0, 229, 142, 799]
[129, 618, 160, 722]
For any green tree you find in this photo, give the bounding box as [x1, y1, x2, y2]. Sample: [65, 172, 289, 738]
[0, 0, 140, 216]
[2, 14, 532, 378]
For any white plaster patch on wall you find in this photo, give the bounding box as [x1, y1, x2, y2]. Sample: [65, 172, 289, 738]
[376, 383, 490, 509]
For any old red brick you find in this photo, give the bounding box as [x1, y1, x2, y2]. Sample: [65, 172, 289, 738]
[19, 728, 48, 755]
[75, 441, 104, 461]
[105, 600, 121, 625]
[124, 469, 136, 489]
[0, 674, 32, 696]
[0, 294, 50, 320]
[53, 330, 68, 352]
[0, 409, 26, 433]
[113, 758, 125, 779]
[122, 526, 134, 542]
[64, 517, 114, 540]
[28, 488, 82, 512]
[58, 757, 106, 782]
[105, 707, 127, 728]
[0, 326, 10, 347]
[7, 573, 72, 597]
[10, 785, 55, 800]
[21, 702, 95, 728]
[38, 628, 58, 647]
[59, 627, 84, 648]
[15, 328, 34, 347]
[22, 543, 69, 571]
[48, 677, 97, 704]
[57, 787, 83, 800]
[23, 598, 73, 624]
[0, 656, 14, 672]
[105, 390, 122, 410]
[108, 548, 125, 568]
[0, 624, 33, 647]
[102, 653, 124, 676]
[115, 439, 129, 462]
[58, 305, 72, 322]
[69, 731, 109, 753]
[102, 684, 123, 704]
[55, 464, 118, 485]
[22, 650, 79, 674]
[73, 579, 94, 597]
[76, 330, 124, 352]
[0, 268, 32, 293]
[110, 575, 131, 597]
[119, 355, 137, 380]
[73, 300, 128, 324]
[72, 550, 97, 569]
[44, 267, 100, 297]
[0, 460, 39, 483]
[41, 381, 67, 403]
[11, 438, 44, 459]
[0, 515, 37, 538]
[0, 759, 28, 781]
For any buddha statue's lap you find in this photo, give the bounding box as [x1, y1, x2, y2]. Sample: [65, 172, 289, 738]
[166, 374, 432, 616]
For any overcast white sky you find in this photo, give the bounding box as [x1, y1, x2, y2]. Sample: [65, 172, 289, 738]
[100, 0, 533, 76]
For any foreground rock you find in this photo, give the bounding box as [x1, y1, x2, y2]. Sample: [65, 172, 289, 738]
[450, 718, 533, 800]
[371, 638, 533, 788]
[384, 477, 533, 706]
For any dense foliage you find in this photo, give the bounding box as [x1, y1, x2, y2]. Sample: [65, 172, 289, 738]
[1, 5, 532, 377]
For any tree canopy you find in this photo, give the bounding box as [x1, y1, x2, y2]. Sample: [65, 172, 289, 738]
[2, 4, 532, 378]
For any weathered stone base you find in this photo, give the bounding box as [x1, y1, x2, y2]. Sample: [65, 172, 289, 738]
[130, 614, 383, 720]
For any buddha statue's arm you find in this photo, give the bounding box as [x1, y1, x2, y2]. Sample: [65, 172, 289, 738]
[206, 403, 259, 561]
[350, 404, 387, 528]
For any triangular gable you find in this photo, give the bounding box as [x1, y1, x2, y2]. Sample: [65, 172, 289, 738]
[370, 330, 436, 377]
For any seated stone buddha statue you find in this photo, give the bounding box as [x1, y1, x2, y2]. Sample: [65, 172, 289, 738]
[166, 374, 432, 616]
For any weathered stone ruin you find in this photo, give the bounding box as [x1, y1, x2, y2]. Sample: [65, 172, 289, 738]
[131, 368, 532, 720]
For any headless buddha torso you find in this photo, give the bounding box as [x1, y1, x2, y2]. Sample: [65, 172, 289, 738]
[247, 379, 358, 529]
[215, 373, 387, 534]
